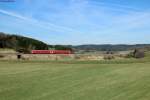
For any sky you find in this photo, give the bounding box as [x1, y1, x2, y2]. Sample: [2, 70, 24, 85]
[0, 0, 150, 45]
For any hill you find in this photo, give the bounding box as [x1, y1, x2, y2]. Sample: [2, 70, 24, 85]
[0, 32, 48, 53]
[1, 32, 150, 53]
[73, 44, 150, 51]
[0, 32, 72, 53]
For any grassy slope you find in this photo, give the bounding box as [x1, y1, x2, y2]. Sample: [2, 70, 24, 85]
[0, 61, 150, 100]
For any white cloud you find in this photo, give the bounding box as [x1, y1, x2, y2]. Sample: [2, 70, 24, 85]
[0, 9, 81, 34]
[88, 1, 142, 13]
[0, 9, 29, 20]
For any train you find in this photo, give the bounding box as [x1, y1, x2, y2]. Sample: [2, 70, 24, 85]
[31, 50, 73, 54]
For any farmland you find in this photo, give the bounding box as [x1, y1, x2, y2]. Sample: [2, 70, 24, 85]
[0, 60, 150, 100]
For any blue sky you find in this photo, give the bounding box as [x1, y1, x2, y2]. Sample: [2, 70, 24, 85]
[0, 0, 150, 45]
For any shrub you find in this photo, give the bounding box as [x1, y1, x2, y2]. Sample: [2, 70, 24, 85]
[104, 55, 115, 60]
[125, 52, 134, 58]
[0, 54, 4, 58]
[133, 49, 145, 59]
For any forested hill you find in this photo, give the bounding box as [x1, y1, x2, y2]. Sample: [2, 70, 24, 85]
[73, 44, 150, 51]
[0, 32, 72, 53]
[0, 32, 48, 53]
[1, 32, 150, 53]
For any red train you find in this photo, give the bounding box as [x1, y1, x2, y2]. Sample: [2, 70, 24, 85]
[31, 50, 73, 54]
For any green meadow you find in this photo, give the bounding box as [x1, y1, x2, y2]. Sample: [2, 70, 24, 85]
[0, 60, 150, 100]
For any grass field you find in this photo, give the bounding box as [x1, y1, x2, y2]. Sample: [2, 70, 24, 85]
[0, 60, 150, 100]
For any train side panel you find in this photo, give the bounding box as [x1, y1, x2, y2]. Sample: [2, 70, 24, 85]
[31, 50, 72, 54]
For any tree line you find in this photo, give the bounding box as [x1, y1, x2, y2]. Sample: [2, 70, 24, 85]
[0, 32, 72, 53]
[73, 44, 150, 51]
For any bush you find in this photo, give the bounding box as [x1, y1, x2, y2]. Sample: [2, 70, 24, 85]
[125, 52, 134, 58]
[104, 55, 115, 60]
[133, 49, 145, 59]
[74, 56, 80, 59]
[0, 54, 4, 58]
